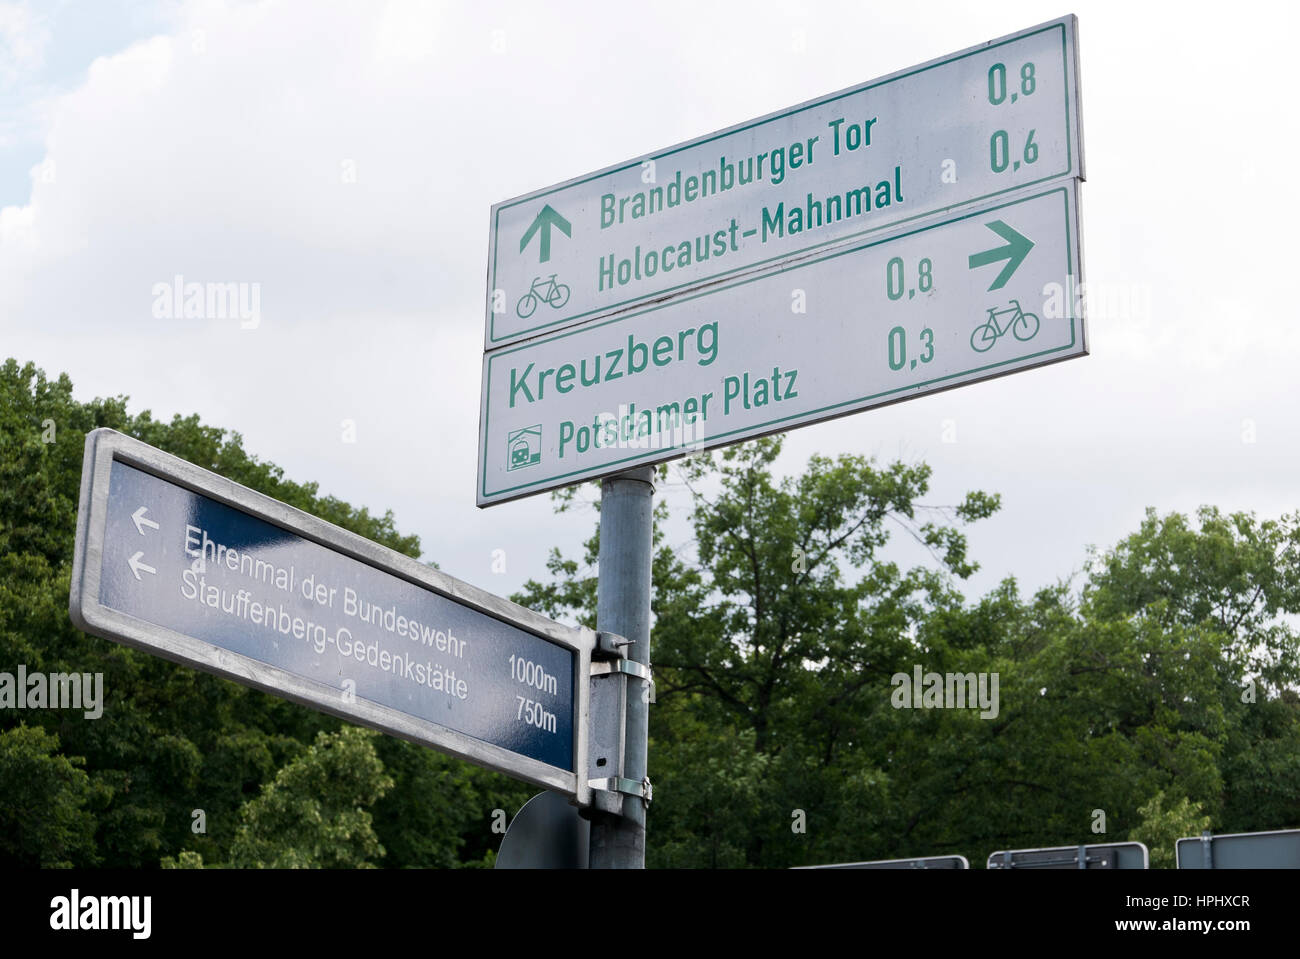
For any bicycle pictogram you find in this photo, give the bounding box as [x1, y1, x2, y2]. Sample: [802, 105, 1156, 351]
[516, 274, 571, 319]
[970, 298, 1040, 353]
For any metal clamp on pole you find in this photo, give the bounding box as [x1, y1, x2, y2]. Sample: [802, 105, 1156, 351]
[593, 630, 635, 660]
[591, 641, 655, 715]
[587, 630, 653, 816]
[591, 658, 652, 682]
[592, 632, 653, 691]
[588, 631, 654, 815]
[588, 776, 653, 805]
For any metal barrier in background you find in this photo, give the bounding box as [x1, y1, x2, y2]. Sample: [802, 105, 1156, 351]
[987, 842, 1149, 869]
[1177, 829, 1300, 869]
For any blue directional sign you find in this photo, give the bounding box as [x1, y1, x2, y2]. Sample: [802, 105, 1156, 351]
[71, 429, 594, 800]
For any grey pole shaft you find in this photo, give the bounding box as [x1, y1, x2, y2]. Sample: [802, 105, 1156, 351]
[589, 466, 654, 869]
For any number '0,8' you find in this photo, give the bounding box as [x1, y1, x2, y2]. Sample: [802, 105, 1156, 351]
[987, 61, 1036, 104]
[886, 256, 932, 300]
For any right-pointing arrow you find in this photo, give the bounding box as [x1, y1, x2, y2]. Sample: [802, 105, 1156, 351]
[128, 551, 156, 581]
[968, 220, 1034, 291]
[132, 506, 160, 536]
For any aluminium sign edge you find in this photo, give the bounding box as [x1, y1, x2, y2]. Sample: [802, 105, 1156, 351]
[484, 13, 1083, 349]
[70, 427, 594, 803]
[478, 179, 1086, 506]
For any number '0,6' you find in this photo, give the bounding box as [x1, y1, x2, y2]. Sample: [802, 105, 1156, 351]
[886, 256, 932, 300]
[990, 129, 1037, 173]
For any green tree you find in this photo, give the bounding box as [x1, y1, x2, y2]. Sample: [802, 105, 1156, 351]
[369, 736, 533, 868]
[1, 358, 510, 868]
[9, 354, 1300, 869]
[880, 506, 1300, 864]
[1082, 506, 1300, 828]
[1130, 791, 1211, 868]
[0, 724, 100, 867]
[516, 437, 1000, 867]
[519, 446, 1300, 868]
[226, 726, 394, 868]
[1083, 506, 1300, 691]
[897, 582, 1227, 862]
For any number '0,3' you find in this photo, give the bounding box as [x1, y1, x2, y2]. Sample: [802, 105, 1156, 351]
[887, 326, 935, 371]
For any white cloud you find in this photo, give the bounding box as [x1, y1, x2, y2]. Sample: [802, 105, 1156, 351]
[0, 2, 49, 87]
[2, 0, 1299, 602]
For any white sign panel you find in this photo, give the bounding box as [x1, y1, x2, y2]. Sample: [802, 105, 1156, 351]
[485, 15, 1082, 349]
[478, 182, 1085, 505]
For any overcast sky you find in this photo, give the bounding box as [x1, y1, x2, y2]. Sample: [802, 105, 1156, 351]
[2, 0, 1296, 615]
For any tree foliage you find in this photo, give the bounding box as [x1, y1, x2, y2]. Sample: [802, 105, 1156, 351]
[1130, 791, 1211, 869]
[225, 726, 393, 869]
[518, 440, 1300, 868]
[0, 724, 100, 867]
[5, 356, 1300, 869]
[0, 358, 525, 869]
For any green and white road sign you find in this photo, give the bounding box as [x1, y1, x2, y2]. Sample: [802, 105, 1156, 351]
[484, 15, 1082, 350]
[477, 182, 1085, 505]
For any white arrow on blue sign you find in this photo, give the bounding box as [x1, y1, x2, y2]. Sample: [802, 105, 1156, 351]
[71, 429, 595, 801]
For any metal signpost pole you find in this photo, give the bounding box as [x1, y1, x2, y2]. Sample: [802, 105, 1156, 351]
[588, 466, 654, 868]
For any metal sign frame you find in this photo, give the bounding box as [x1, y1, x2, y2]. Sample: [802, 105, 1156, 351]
[70, 428, 595, 804]
[987, 842, 1149, 870]
[1176, 828, 1300, 869]
[484, 14, 1083, 350]
[479, 180, 1085, 505]
[796, 855, 970, 870]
